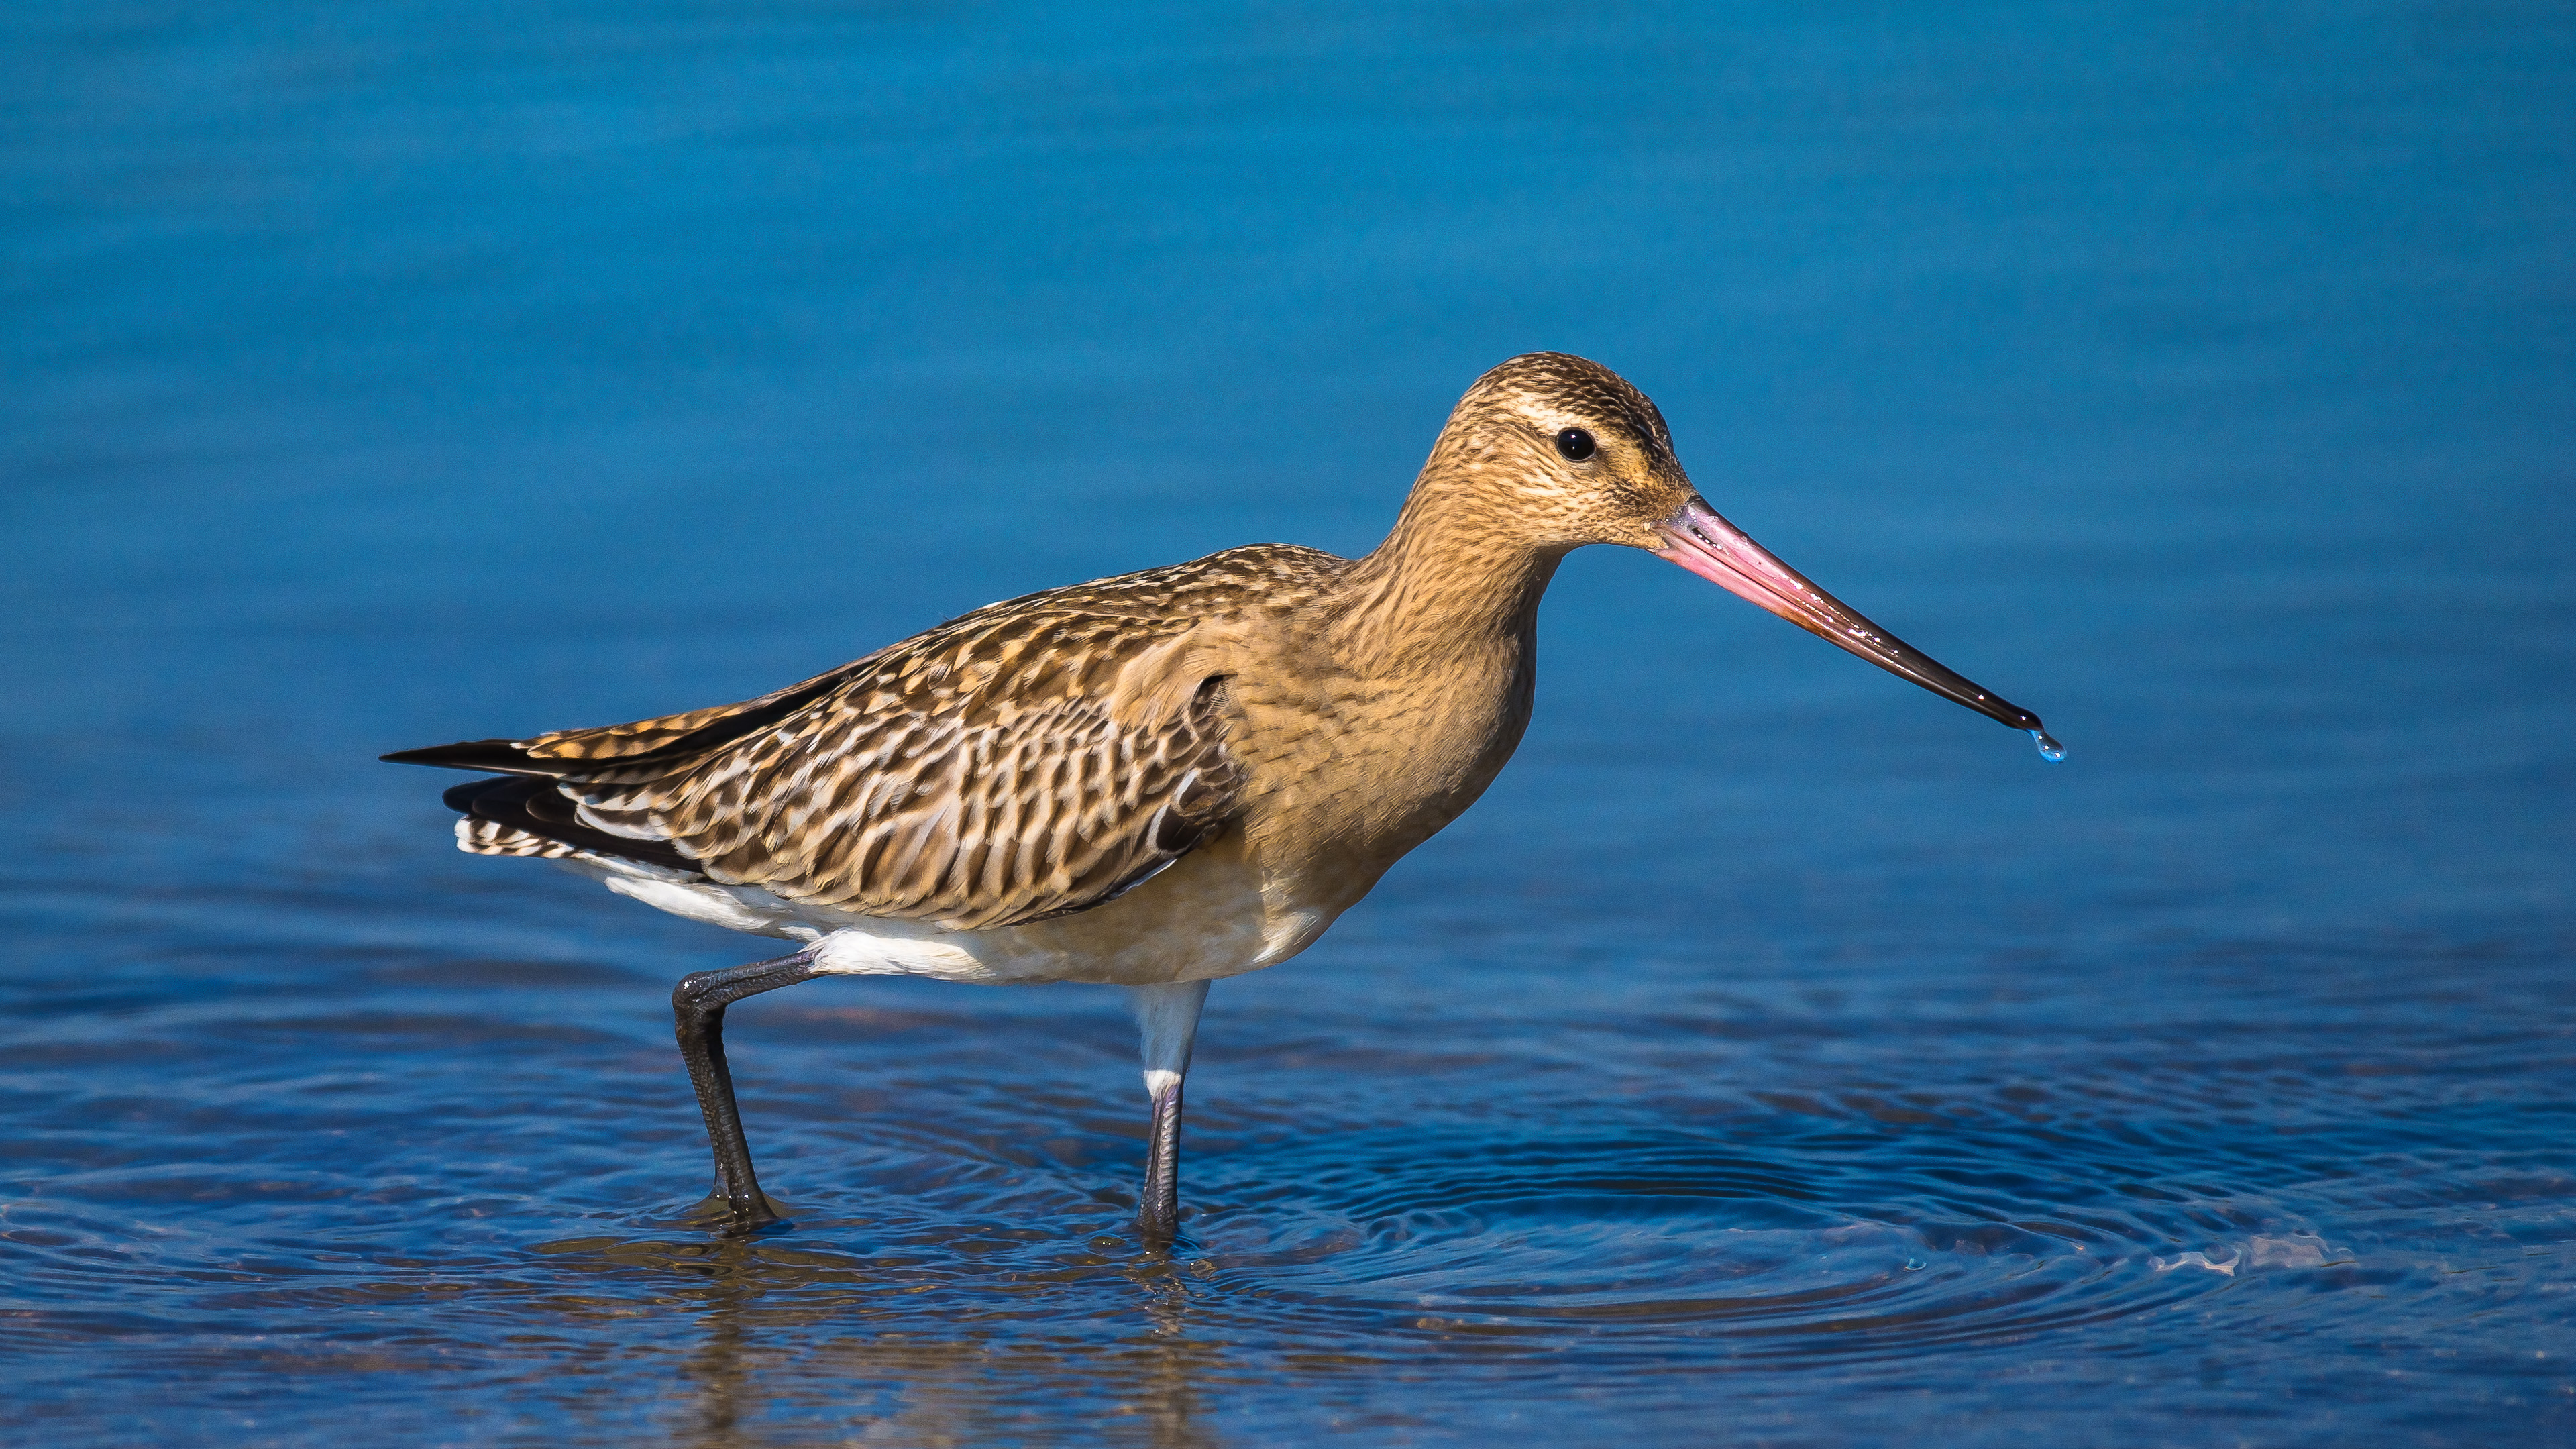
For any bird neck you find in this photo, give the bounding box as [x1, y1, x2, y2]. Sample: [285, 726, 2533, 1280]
[1328, 482, 1565, 674]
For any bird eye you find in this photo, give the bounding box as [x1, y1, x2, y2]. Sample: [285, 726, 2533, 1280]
[1555, 428, 1597, 462]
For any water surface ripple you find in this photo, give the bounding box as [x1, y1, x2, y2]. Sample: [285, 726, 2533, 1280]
[6, 922, 2571, 1442]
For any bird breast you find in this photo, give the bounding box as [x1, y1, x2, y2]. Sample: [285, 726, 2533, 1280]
[1227, 616, 1542, 900]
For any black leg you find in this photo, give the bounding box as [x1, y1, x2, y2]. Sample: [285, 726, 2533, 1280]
[1126, 979, 1208, 1240]
[1140, 1078, 1185, 1237]
[672, 945, 821, 1232]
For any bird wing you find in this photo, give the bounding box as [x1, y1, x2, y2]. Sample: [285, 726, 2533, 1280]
[390, 545, 1338, 930]
[383, 656, 880, 777]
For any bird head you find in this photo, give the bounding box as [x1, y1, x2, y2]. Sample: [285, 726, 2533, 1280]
[1432, 352, 2054, 743]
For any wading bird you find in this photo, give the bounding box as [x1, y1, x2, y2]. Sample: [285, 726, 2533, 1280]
[387, 353, 2053, 1236]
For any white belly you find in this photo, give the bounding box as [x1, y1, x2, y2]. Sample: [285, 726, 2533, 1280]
[551, 833, 1336, 987]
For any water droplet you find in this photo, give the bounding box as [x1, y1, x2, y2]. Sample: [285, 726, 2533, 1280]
[2027, 729, 2065, 763]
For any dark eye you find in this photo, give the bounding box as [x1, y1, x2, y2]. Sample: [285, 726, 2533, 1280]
[1555, 427, 1597, 462]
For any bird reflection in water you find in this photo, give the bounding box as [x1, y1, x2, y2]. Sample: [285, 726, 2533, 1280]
[587, 1236, 1232, 1448]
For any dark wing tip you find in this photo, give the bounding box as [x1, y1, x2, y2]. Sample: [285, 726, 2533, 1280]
[380, 739, 552, 775]
[440, 774, 519, 812]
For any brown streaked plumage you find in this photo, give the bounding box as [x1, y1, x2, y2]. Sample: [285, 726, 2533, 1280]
[387, 352, 2053, 1237]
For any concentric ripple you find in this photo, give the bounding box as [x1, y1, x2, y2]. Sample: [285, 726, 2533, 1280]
[1175, 1133, 2217, 1358]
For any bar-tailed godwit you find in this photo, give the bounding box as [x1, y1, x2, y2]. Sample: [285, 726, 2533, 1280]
[387, 353, 2053, 1235]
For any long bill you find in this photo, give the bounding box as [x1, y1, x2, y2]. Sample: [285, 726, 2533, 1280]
[1652, 496, 2049, 737]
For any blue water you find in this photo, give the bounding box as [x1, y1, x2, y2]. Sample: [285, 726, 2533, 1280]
[5, 2, 2573, 1443]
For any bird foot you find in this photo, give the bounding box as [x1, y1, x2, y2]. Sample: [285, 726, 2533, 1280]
[680, 1190, 798, 1236]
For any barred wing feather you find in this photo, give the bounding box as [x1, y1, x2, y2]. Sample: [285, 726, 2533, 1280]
[571, 669, 1242, 930]
[391, 546, 1341, 930]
